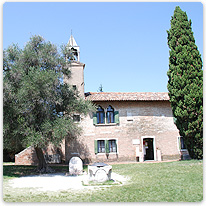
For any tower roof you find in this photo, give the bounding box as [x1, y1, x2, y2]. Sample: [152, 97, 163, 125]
[68, 34, 78, 47]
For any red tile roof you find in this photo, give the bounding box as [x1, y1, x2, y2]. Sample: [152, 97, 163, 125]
[85, 92, 169, 101]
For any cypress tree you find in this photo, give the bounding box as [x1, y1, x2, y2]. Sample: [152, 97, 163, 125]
[167, 6, 203, 159]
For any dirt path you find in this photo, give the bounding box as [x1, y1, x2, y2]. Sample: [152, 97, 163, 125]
[9, 172, 128, 192]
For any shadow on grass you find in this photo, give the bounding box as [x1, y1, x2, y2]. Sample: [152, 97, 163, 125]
[3, 164, 88, 178]
[3, 165, 37, 178]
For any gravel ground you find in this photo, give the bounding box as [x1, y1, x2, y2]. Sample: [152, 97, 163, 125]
[9, 172, 128, 192]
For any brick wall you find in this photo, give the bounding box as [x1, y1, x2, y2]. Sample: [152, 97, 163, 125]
[65, 101, 181, 163]
[15, 146, 38, 165]
[15, 144, 64, 165]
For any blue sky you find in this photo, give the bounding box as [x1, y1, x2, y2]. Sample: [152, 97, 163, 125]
[3, 1, 203, 93]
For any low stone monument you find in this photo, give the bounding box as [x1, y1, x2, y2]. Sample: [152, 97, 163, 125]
[88, 162, 112, 183]
[69, 156, 83, 175]
[156, 149, 162, 161]
[139, 152, 144, 162]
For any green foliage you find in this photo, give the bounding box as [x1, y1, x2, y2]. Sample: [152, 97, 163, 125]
[3, 35, 95, 152]
[167, 7, 203, 159]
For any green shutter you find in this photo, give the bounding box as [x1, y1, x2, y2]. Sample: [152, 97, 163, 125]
[105, 140, 109, 153]
[94, 140, 98, 154]
[115, 140, 117, 153]
[114, 111, 119, 124]
[93, 113, 97, 125]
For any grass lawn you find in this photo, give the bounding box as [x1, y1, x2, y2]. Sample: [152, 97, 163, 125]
[3, 160, 203, 202]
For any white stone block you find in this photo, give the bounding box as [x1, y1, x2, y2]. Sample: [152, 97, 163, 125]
[69, 157, 83, 175]
[132, 139, 140, 145]
[139, 152, 144, 162]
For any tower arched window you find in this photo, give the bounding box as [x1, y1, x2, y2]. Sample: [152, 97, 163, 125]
[107, 105, 114, 123]
[97, 106, 105, 124]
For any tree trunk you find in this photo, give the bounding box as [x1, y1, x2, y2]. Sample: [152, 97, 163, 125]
[34, 146, 55, 173]
[34, 146, 47, 172]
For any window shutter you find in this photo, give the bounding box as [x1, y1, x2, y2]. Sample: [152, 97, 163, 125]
[115, 140, 117, 153]
[94, 140, 98, 154]
[93, 113, 97, 125]
[114, 111, 119, 123]
[105, 140, 109, 153]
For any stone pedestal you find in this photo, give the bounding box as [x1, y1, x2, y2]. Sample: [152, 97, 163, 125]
[88, 162, 112, 182]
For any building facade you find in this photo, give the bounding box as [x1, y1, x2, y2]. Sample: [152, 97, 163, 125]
[63, 92, 181, 164]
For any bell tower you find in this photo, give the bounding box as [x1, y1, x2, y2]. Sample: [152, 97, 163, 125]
[64, 33, 85, 97]
[67, 32, 80, 61]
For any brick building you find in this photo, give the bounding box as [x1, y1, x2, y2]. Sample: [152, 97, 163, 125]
[15, 35, 184, 165]
[63, 92, 181, 164]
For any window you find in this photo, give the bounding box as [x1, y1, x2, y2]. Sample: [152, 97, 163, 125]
[97, 106, 105, 124]
[127, 111, 133, 121]
[109, 140, 117, 153]
[73, 114, 80, 122]
[95, 139, 117, 154]
[97, 140, 105, 153]
[179, 136, 186, 150]
[93, 105, 119, 125]
[107, 105, 114, 123]
[72, 85, 77, 90]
